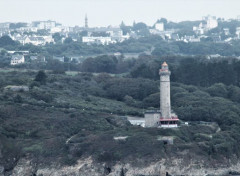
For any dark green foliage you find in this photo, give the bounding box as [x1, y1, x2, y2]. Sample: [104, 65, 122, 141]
[120, 22, 131, 35]
[152, 42, 180, 56]
[64, 37, 73, 44]
[82, 55, 118, 73]
[13, 94, 23, 103]
[228, 85, 240, 103]
[174, 58, 239, 87]
[52, 33, 62, 43]
[0, 36, 17, 47]
[34, 70, 47, 84]
[123, 95, 135, 106]
[30, 88, 54, 103]
[143, 93, 159, 108]
[102, 77, 158, 101]
[206, 83, 228, 98]
[130, 56, 240, 88]
[9, 23, 27, 29]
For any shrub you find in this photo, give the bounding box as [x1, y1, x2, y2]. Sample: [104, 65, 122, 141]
[35, 70, 47, 84]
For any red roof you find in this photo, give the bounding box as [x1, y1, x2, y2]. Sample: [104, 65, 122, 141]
[159, 116, 179, 121]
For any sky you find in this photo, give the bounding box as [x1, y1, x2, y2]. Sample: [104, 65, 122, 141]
[0, 0, 240, 27]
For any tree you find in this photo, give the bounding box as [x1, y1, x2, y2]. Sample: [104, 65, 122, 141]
[79, 30, 88, 37]
[9, 23, 27, 29]
[120, 21, 132, 35]
[81, 55, 118, 73]
[64, 37, 73, 44]
[52, 33, 62, 43]
[206, 83, 228, 98]
[34, 70, 47, 84]
[156, 18, 168, 25]
[0, 36, 16, 47]
[13, 95, 23, 103]
[132, 22, 148, 31]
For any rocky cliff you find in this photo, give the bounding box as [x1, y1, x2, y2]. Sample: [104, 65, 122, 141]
[2, 156, 240, 176]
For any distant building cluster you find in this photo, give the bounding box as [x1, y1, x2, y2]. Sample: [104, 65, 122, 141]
[1, 15, 240, 47]
[193, 15, 218, 35]
[149, 22, 173, 40]
[82, 27, 130, 45]
[0, 20, 67, 46]
[148, 15, 240, 43]
[9, 53, 46, 66]
[0, 17, 130, 46]
[11, 34, 54, 46]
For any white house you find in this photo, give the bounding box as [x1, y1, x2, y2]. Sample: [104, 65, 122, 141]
[203, 15, 218, 29]
[30, 55, 46, 62]
[236, 27, 240, 39]
[82, 36, 112, 45]
[11, 55, 25, 65]
[22, 36, 54, 46]
[155, 23, 164, 31]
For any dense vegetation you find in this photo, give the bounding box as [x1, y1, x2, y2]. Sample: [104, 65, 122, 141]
[1, 55, 240, 172]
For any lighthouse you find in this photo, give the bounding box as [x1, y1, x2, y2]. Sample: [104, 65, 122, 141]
[144, 61, 179, 128]
[159, 62, 171, 119]
[159, 62, 179, 127]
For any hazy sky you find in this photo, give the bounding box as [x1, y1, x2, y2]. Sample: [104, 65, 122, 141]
[1, 0, 240, 27]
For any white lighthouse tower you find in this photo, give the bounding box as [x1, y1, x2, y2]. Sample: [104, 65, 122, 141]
[159, 62, 171, 119]
[159, 62, 179, 127]
[145, 61, 179, 128]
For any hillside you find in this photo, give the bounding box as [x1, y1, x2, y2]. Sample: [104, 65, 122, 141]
[1, 56, 240, 175]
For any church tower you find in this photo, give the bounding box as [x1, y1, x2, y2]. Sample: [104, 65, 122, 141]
[85, 14, 88, 28]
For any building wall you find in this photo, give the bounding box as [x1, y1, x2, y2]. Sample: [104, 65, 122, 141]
[160, 73, 171, 119]
[155, 23, 164, 31]
[207, 19, 218, 29]
[145, 113, 160, 127]
[11, 56, 25, 65]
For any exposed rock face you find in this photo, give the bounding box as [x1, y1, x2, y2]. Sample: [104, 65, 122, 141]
[36, 158, 105, 176]
[6, 157, 240, 176]
[11, 159, 36, 176]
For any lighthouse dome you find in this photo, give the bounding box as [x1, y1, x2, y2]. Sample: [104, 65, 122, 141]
[162, 62, 168, 66]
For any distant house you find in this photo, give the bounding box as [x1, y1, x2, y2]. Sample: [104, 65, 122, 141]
[203, 15, 218, 29]
[171, 33, 180, 41]
[11, 55, 25, 65]
[236, 27, 240, 39]
[53, 56, 64, 62]
[211, 34, 221, 43]
[223, 28, 230, 35]
[24, 36, 45, 46]
[10, 34, 54, 46]
[30, 55, 46, 62]
[82, 36, 112, 45]
[155, 22, 164, 31]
